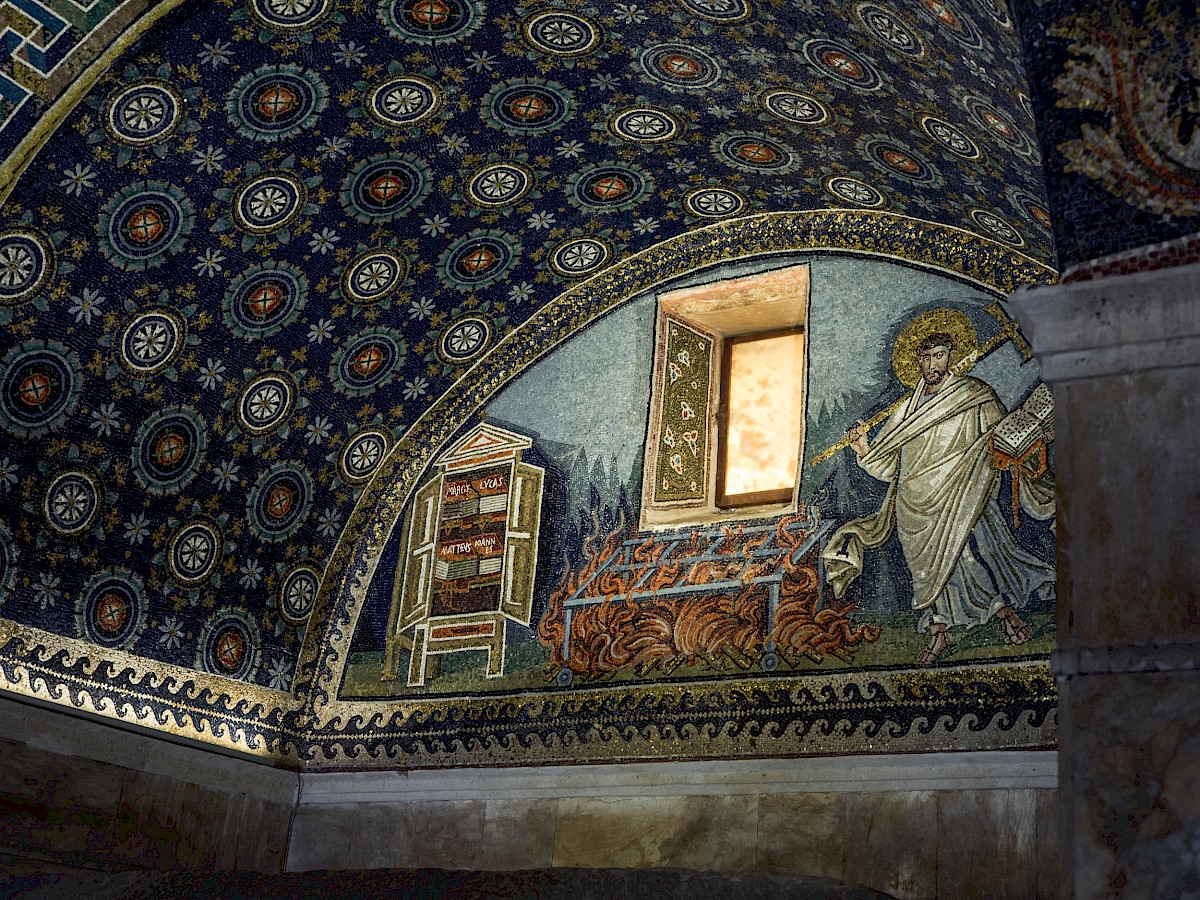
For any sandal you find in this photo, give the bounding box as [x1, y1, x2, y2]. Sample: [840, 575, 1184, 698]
[916, 627, 952, 665]
[997, 607, 1033, 645]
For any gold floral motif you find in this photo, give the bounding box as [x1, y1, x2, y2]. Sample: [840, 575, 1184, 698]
[0, 211, 1055, 763]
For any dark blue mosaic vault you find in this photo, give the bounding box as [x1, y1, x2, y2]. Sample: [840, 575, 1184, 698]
[0, 0, 1048, 696]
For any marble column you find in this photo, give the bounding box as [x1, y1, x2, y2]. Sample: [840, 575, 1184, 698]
[1011, 262, 1200, 899]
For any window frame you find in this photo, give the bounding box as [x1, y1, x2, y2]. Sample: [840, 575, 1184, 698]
[639, 263, 811, 531]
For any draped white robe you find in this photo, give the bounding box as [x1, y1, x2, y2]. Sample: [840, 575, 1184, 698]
[823, 374, 1054, 629]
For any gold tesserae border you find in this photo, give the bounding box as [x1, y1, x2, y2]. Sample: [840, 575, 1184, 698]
[0, 210, 1057, 767]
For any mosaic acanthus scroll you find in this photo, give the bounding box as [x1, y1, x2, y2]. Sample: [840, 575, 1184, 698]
[1053, 3, 1200, 218]
[1016, 0, 1200, 263]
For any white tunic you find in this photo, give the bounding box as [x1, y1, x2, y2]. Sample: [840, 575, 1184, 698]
[823, 374, 1054, 627]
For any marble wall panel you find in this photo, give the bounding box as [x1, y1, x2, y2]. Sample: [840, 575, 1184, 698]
[0, 698, 295, 873]
[1035, 785, 1061, 900]
[286, 800, 488, 872]
[0, 694, 1059, 893]
[750, 789, 1055, 899]
[1055, 367, 1200, 649]
[1061, 669, 1200, 899]
[477, 799, 556, 871]
[843, 792, 938, 900]
[0, 737, 294, 873]
[936, 789, 1040, 899]
[0, 736, 123, 863]
[757, 792, 846, 881]
[551, 795, 758, 872]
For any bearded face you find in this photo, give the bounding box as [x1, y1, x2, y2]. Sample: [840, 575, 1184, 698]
[917, 344, 952, 387]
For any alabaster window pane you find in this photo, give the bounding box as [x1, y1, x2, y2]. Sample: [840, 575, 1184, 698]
[723, 333, 803, 496]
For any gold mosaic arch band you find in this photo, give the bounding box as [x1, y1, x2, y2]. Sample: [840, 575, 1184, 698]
[0, 617, 294, 760]
[0, 0, 192, 207]
[296, 212, 1055, 737]
[0, 210, 1055, 761]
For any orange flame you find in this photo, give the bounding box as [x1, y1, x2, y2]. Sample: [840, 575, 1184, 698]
[538, 510, 881, 679]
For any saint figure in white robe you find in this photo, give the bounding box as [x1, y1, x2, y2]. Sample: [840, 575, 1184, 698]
[822, 335, 1054, 662]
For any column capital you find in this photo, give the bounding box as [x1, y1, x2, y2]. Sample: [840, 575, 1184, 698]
[1008, 262, 1200, 383]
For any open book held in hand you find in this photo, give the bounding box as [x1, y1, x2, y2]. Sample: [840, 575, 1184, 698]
[992, 383, 1054, 458]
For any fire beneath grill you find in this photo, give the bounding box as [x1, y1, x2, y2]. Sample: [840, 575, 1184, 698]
[537, 511, 880, 681]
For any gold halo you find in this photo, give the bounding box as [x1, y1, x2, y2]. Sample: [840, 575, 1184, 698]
[892, 308, 978, 388]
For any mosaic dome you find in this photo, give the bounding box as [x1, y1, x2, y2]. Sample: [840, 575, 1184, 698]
[0, 0, 1051, 759]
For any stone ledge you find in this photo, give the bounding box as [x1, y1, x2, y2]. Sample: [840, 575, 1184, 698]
[0, 693, 1056, 805]
[1053, 642, 1200, 679]
[296, 751, 1056, 805]
[1009, 261, 1200, 382]
[0, 694, 298, 803]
